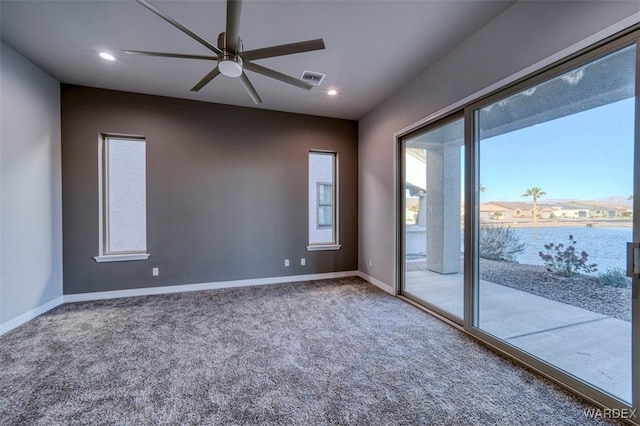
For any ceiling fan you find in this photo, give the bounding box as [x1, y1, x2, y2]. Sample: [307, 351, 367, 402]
[123, 0, 325, 104]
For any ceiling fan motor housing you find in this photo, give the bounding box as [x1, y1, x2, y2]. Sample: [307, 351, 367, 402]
[217, 32, 243, 77]
[218, 32, 242, 53]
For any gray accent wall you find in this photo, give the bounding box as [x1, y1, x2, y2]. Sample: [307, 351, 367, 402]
[0, 42, 63, 323]
[61, 85, 357, 295]
[358, 1, 640, 289]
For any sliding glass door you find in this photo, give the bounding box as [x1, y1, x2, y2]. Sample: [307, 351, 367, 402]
[400, 115, 464, 321]
[398, 30, 640, 416]
[473, 43, 636, 403]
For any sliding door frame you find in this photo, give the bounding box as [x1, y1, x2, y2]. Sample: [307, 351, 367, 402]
[463, 28, 639, 416]
[395, 23, 640, 422]
[633, 29, 640, 418]
[397, 111, 465, 326]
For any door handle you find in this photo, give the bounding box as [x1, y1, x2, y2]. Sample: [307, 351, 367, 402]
[627, 242, 640, 278]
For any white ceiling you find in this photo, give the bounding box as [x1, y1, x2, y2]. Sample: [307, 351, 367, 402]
[0, 0, 513, 120]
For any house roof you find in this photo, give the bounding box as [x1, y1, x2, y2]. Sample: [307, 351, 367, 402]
[486, 201, 534, 211]
[405, 183, 425, 197]
[480, 203, 514, 212]
[555, 202, 595, 210]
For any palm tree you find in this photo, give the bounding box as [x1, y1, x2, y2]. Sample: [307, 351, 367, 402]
[521, 187, 547, 223]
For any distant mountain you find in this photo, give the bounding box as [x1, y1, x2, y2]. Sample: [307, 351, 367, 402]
[533, 196, 632, 207]
[593, 196, 634, 206]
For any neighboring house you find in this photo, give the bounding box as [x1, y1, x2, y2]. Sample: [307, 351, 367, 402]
[405, 148, 426, 192]
[587, 205, 619, 218]
[493, 201, 534, 218]
[552, 202, 591, 218]
[538, 206, 556, 219]
[405, 182, 423, 225]
[405, 150, 427, 226]
[481, 200, 630, 220]
[480, 201, 552, 219]
[553, 201, 628, 219]
[565, 201, 607, 218]
[479, 202, 515, 220]
[579, 202, 629, 218]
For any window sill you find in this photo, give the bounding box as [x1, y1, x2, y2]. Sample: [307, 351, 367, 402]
[306, 244, 341, 252]
[94, 253, 151, 263]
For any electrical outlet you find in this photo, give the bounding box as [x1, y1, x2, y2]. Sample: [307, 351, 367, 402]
[368, 259, 373, 267]
[301, 258, 306, 266]
[152, 267, 159, 276]
[284, 259, 290, 267]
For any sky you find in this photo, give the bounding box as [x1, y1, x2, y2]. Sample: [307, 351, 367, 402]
[478, 97, 635, 203]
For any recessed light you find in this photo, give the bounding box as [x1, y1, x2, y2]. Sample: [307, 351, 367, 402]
[99, 52, 116, 61]
[327, 89, 338, 96]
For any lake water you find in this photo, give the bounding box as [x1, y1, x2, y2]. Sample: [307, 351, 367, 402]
[509, 226, 632, 274]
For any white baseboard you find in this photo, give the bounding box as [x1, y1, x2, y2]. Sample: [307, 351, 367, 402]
[0, 296, 64, 336]
[358, 271, 395, 295]
[63, 270, 360, 303]
[0, 270, 381, 336]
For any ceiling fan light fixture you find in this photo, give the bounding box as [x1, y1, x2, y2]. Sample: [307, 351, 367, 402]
[99, 52, 116, 61]
[219, 54, 243, 78]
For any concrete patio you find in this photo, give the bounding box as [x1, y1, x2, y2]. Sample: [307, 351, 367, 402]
[405, 268, 632, 403]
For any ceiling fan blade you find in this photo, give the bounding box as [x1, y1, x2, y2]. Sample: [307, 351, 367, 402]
[135, 0, 223, 55]
[226, 0, 242, 53]
[244, 62, 313, 91]
[239, 72, 262, 104]
[122, 50, 217, 61]
[191, 67, 221, 92]
[241, 39, 325, 62]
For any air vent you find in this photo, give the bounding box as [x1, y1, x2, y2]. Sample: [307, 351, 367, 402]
[300, 70, 326, 86]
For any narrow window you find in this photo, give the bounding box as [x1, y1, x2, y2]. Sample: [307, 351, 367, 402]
[308, 151, 340, 250]
[94, 135, 150, 262]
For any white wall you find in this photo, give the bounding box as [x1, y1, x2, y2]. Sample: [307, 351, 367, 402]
[0, 42, 62, 326]
[358, 1, 640, 288]
[405, 151, 426, 190]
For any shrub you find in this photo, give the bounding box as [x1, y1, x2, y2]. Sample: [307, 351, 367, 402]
[479, 223, 525, 262]
[538, 234, 597, 277]
[597, 268, 631, 288]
